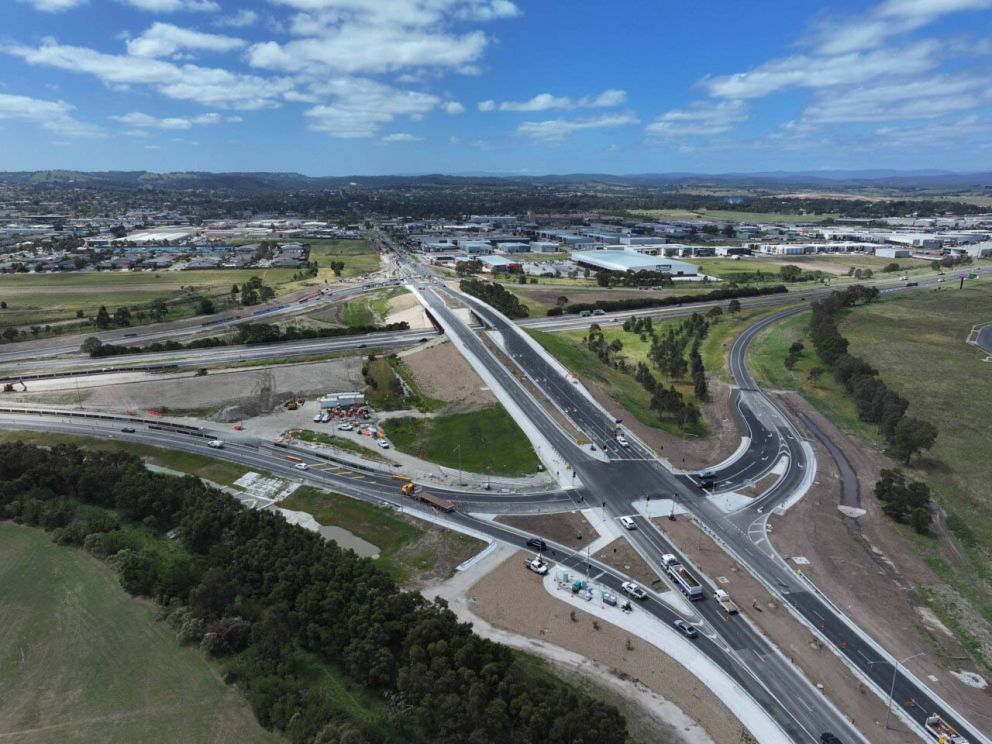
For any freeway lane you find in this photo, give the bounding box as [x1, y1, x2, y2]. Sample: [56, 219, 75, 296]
[0, 328, 438, 379]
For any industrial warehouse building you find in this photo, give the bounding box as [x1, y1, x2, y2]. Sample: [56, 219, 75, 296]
[572, 250, 698, 275]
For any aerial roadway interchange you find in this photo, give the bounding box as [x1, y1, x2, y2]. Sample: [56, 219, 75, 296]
[0, 238, 987, 744]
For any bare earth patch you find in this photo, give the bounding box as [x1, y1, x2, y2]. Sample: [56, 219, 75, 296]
[769, 392, 992, 731]
[469, 550, 743, 744]
[400, 339, 497, 412]
[497, 511, 597, 549]
[576, 374, 744, 470]
[593, 537, 666, 588]
[75, 359, 364, 418]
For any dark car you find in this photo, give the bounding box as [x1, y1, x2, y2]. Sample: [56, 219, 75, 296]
[526, 538, 547, 551]
[673, 619, 698, 639]
[819, 734, 843, 744]
[121, 426, 136, 433]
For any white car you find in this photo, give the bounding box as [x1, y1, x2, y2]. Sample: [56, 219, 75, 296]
[337, 423, 354, 431]
[207, 439, 224, 449]
[616, 435, 629, 447]
[313, 412, 323, 423]
[375, 438, 390, 449]
[320, 412, 331, 423]
[621, 581, 647, 600]
[524, 557, 548, 575]
[294, 462, 309, 471]
[619, 516, 636, 530]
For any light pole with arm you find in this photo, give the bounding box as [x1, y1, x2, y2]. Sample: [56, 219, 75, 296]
[885, 652, 926, 730]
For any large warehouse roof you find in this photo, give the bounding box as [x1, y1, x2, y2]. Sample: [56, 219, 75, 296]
[572, 250, 698, 275]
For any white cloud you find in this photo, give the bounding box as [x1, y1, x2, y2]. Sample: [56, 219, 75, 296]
[248, 27, 488, 75]
[646, 100, 747, 138]
[20, 0, 87, 11]
[214, 9, 258, 28]
[117, 0, 220, 12]
[516, 112, 639, 142]
[705, 40, 941, 99]
[303, 77, 440, 137]
[380, 132, 423, 142]
[110, 110, 232, 129]
[248, 0, 520, 76]
[874, 114, 992, 147]
[483, 89, 627, 112]
[444, 101, 465, 114]
[7, 40, 293, 109]
[127, 23, 245, 58]
[802, 74, 992, 124]
[0, 92, 102, 136]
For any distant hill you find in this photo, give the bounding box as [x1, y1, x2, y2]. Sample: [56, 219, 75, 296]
[2, 169, 991, 192]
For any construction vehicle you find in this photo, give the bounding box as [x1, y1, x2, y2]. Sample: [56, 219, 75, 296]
[713, 589, 739, 614]
[924, 714, 969, 744]
[2, 380, 27, 393]
[661, 554, 704, 601]
[401, 482, 455, 512]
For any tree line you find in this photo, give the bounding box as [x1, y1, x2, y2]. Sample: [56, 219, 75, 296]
[808, 286, 938, 465]
[82, 320, 410, 357]
[562, 284, 788, 315]
[459, 278, 530, 319]
[0, 443, 630, 744]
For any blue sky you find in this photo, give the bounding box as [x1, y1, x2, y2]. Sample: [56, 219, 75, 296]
[1, 0, 991, 175]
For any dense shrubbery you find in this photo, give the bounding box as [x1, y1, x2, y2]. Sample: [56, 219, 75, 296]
[83, 321, 410, 357]
[873, 468, 933, 534]
[562, 284, 788, 315]
[460, 278, 530, 318]
[0, 443, 629, 744]
[809, 286, 937, 464]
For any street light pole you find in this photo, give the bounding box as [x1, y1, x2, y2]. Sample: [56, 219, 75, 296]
[885, 652, 925, 730]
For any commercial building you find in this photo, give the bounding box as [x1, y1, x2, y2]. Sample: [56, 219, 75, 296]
[477, 254, 522, 273]
[529, 241, 561, 253]
[947, 242, 992, 258]
[874, 247, 911, 259]
[572, 250, 698, 275]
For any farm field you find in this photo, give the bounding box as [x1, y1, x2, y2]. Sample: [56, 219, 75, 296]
[0, 522, 280, 744]
[0, 267, 298, 328]
[307, 239, 381, 280]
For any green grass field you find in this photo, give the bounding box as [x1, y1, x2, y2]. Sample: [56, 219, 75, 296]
[748, 310, 881, 443]
[307, 239, 381, 280]
[291, 428, 392, 463]
[527, 328, 705, 436]
[0, 522, 279, 744]
[630, 208, 839, 223]
[0, 267, 299, 328]
[382, 405, 541, 476]
[340, 287, 408, 327]
[278, 487, 483, 584]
